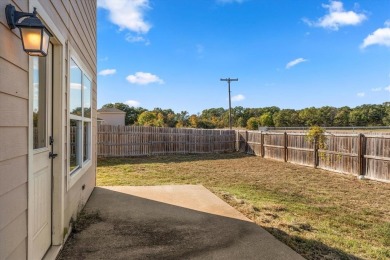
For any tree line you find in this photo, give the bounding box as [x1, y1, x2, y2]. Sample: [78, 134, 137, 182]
[101, 102, 390, 129]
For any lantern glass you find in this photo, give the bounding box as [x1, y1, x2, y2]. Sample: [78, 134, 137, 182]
[20, 27, 42, 51]
[41, 29, 50, 56]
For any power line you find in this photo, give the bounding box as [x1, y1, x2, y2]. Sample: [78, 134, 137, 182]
[220, 78, 238, 130]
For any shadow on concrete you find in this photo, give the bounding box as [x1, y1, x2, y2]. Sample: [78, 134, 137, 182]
[98, 152, 249, 166]
[58, 186, 303, 260]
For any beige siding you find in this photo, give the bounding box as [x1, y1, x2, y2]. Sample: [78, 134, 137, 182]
[0, 211, 27, 259]
[0, 127, 27, 162]
[0, 58, 28, 99]
[0, 92, 28, 127]
[7, 239, 27, 260]
[98, 112, 126, 126]
[0, 0, 96, 259]
[0, 2, 29, 258]
[0, 183, 27, 230]
[0, 156, 27, 196]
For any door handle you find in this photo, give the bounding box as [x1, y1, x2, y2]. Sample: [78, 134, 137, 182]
[49, 152, 58, 159]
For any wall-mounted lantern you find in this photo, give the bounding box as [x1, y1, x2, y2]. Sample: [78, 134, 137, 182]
[5, 4, 52, 57]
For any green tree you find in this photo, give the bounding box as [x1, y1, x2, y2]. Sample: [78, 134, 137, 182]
[299, 107, 320, 126]
[138, 111, 159, 126]
[366, 104, 385, 126]
[232, 106, 245, 127]
[246, 117, 260, 130]
[349, 109, 367, 126]
[318, 106, 337, 126]
[334, 106, 351, 126]
[188, 114, 199, 128]
[259, 112, 274, 126]
[273, 109, 300, 127]
[383, 105, 390, 125]
[175, 111, 189, 128]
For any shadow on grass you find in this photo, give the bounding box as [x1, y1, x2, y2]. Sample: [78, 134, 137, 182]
[98, 152, 250, 166]
[264, 227, 364, 260]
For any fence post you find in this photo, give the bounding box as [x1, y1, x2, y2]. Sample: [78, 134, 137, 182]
[235, 131, 239, 152]
[313, 137, 318, 169]
[260, 132, 264, 158]
[245, 131, 248, 153]
[358, 133, 365, 176]
[116, 126, 120, 157]
[284, 132, 288, 162]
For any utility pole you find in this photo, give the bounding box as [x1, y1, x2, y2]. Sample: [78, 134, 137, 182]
[220, 78, 238, 130]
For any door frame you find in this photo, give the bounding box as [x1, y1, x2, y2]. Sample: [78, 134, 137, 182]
[27, 1, 66, 258]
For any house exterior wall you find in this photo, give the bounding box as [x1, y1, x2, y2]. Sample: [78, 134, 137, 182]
[97, 112, 126, 126]
[0, 0, 97, 259]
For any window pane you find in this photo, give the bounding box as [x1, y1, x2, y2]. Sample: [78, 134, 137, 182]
[83, 122, 91, 162]
[83, 75, 91, 118]
[70, 59, 82, 116]
[33, 56, 47, 149]
[70, 119, 81, 173]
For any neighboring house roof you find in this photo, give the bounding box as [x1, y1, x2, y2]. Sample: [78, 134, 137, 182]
[97, 107, 126, 113]
[97, 118, 104, 121]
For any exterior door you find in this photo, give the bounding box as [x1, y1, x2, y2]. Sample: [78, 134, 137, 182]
[32, 44, 53, 259]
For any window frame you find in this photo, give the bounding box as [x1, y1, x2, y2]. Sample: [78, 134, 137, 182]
[67, 51, 93, 189]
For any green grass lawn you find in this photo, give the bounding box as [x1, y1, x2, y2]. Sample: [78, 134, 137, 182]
[97, 153, 390, 260]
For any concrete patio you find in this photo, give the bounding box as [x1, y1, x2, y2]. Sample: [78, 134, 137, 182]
[59, 185, 304, 259]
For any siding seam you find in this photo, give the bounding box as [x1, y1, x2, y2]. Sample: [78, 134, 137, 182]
[0, 57, 28, 74]
[0, 181, 27, 200]
[0, 209, 26, 233]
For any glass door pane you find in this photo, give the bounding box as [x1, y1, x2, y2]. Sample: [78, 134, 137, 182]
[33, 56, 47, 149]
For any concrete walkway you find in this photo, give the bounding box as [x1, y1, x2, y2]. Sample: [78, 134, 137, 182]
[64, 185, 304, 259]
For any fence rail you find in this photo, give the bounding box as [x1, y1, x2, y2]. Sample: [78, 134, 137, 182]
[237, 130, 390, 183]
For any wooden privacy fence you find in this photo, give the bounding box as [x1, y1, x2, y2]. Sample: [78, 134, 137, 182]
[71, 125, 390, 183]
[237, 131, 390, 183]
[97, 125, 236, 157]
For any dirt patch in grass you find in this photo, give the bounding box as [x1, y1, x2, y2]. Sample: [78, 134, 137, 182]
[97, 153, 390, 260]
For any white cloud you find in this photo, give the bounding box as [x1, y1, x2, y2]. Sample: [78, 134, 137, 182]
[126, 34, 150, 45]
[385, 85, 390, 92]
[70, 83, 82, 90]
[303, 1, 366, 31]
[286, 58, 307, 69]
[357, 92, 365, 97]
[97, 0, 151, 33]
[125, 100, 141, 107]
[216, 0, 245, 4]
[231, 94, 245, 102]
[98, 69, 116, 76]
[126, 72, 164, 85]
[360, 23, 390, 49]
[371, 87, 382, 92]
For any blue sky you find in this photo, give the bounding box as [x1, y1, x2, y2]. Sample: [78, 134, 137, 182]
[97, 0, 390, 114]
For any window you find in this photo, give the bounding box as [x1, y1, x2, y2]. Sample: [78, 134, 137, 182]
[33, 56, 47, 149]
[69, 58, 92, 174]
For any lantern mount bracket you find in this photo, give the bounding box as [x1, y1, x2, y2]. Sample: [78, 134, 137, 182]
[6, 4, 38, 30]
